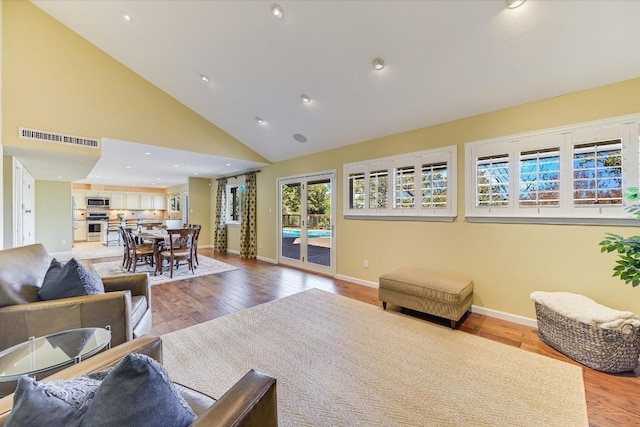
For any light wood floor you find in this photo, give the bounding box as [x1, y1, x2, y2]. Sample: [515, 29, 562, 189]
[91, 248, 640, 426]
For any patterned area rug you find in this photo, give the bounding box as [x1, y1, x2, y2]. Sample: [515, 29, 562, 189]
[92, 255, 238, 286]
[162, 289, 588, 426]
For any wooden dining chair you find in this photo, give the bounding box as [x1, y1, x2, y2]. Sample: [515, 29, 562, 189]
[124, 228, 155, 273]
[189, 224, 202, 267]
[159, 228, 195, 278]
[118, 226, 130, 267]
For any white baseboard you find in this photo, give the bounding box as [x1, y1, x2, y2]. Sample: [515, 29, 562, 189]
[220, 256, 537, 328]
[335, 274, 378, 288]
[227, 248, 239, 255]
[470, 305, 538, 328]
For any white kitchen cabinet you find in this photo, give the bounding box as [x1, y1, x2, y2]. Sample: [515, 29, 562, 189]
[153, 194, 167, 210]
[125, 193, 141, 209]
[140, 193, 154, 210]
[73, 191, 86, 209]
[73, 221, 87, 242]
[110, 192, 126, 209]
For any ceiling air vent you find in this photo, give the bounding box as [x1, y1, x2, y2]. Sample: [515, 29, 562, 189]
[19, 127, 100, 149]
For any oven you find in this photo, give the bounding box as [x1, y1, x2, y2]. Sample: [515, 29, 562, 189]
[87, 221, 105, 242]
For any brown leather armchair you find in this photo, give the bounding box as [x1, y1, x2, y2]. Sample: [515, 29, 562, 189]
[0, 336, 278, 426]
[0, 244, 152, 352]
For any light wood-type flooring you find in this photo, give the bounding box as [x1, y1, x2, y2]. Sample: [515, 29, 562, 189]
[89, 248, 639, 427]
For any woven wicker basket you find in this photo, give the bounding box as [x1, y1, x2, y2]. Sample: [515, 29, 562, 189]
[534, 302, 640, 373]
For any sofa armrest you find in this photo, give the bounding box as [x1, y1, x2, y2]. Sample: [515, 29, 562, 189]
[0, 336, 163, 426]
[0, 291, 133, 352]
[102, 273, 150, 300]
[191, 369, 278, 427]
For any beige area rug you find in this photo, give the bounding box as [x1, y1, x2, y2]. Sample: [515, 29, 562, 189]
[92, 255, 238, 286]
[161, 289, 588, 426]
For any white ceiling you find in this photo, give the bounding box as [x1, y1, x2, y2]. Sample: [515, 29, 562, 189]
[29, 0, 640, 187]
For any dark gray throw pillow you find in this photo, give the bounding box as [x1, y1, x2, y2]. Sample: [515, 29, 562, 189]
[82, 353, 196, 427]
[38, 258, 104, 301]
[5, 375, 102, 427]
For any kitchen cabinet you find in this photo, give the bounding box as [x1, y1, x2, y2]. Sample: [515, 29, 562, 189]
[153, 194, 167, 210]
[125, 193, 141, 209]
[140, 193, 154, 210]
[73, 191, 86, 209]
[73, 221, 87, 242]
[85, 191, 110, 197]
[110, 192, 126, 209]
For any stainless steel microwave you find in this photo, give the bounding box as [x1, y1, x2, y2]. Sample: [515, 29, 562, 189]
[86, 197, 110, 207]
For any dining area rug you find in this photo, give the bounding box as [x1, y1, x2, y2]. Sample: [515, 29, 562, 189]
[92, 255, 238, 285]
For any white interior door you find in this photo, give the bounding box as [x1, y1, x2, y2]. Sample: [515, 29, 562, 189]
[277, 171, 335, 275]
[13, 160, 35, 247]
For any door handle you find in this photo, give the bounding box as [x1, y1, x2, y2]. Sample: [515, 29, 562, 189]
[25, 210, 32, 213]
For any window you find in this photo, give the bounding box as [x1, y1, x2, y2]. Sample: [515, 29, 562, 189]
[465, 114, 640, 223]
[572, 140, 622, 206]
[343, 145, 457, 220]
[226, 184, 242, 224]
[519, 148, 560, 207]
[348, 172, 365, 209]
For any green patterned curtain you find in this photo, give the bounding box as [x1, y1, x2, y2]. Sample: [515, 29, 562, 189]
[240, 172, 257, 259]
[214, 178, 227, 252]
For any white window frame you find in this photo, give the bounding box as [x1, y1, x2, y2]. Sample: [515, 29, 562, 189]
[226, 184, 242, 225]
[343, 145, 457, 221]
[465, 114, 640, 225]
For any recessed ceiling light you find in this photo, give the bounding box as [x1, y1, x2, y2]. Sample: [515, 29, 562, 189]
[173, 165, 179, 168]
[255, 117, 265, 124]
[156, 178, 161, 181]
[124, 14, 132, 22]
[144, 152, 151, 156]
[293, 134, 307, 143]
[506, 0, 526, 8]
[271, 3, 284, 18]
[373, 58, 385, 70]
[200, 74, 211, 83]
[193, 172, 198, 175]
[301, 94, 311, 103]
[226, 163, 231, 166]
[125, 165, 131, 169]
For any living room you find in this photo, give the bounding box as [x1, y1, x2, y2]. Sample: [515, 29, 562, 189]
[2, 0, 640, 425]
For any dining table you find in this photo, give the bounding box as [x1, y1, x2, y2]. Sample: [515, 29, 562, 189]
[132, 229, 168, 276]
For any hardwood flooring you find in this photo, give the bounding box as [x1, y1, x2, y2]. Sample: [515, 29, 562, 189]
[92, 248, 639, 426]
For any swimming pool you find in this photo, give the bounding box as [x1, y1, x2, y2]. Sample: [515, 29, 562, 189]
[282, 229, 332, 238]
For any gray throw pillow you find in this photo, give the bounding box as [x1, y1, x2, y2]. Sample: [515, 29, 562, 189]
[82, 353, 196, 427]
[38, 258, 104, 301]
[5, 375, 102, 427]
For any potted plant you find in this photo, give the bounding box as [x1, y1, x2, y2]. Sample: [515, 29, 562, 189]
[600, 187, 640, 286]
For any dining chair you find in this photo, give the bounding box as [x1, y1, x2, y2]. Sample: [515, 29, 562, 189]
[159, 228, 195, 278]
[118, 226, 130, 267]
[125, 228, 155, 273]
[189, 224, 202, 267]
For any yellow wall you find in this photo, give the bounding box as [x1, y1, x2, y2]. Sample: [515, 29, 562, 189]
[254, 78, 640, 318]
[2, 0, 267, 163]
[36, 180, 72, 252]
[188, 177, 211, 246]
[1, 1, 266, 249]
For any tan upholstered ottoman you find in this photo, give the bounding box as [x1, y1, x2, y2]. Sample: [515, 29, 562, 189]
[378, 267, 474, 328]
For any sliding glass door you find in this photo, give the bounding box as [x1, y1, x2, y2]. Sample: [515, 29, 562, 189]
[278, 171, 335, 275]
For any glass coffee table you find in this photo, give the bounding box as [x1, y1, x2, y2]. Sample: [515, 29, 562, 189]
[0, 327, 111, 382]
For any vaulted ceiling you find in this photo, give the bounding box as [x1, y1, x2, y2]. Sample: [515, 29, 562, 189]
[30, 0, 640, 186]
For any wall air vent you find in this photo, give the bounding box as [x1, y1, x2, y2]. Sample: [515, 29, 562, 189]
[19, 127, 100, 149]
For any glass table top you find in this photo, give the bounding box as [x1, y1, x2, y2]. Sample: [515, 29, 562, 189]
[0, 327, 111, 381]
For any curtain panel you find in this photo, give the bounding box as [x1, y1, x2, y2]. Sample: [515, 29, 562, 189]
[240, 172, 257, 259]
[214, 178, 227, 252]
